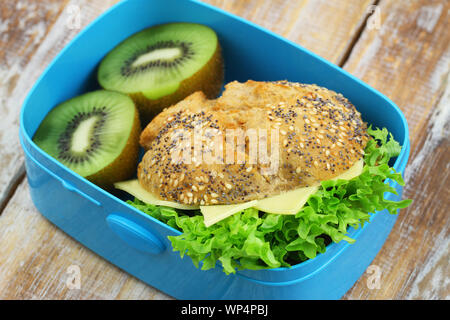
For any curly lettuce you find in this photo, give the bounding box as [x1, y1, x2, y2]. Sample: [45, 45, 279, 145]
[128, 127, 412, 274]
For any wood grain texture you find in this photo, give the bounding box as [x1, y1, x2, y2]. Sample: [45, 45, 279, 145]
[204, 0, 376, 64]
[0, 0, 69, 216]
[0, 0, 119, 212]
[0, 179, 169, 300]
[343, 0, 449, 140]
[342, 0, 450, 299]
[0, 0, 448, 300]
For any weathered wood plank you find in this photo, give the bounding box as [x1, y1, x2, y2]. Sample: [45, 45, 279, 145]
[204, 0, 376, 65]
[0, 0, 378, 299]
[401, 79, 449, 299]
[0, 179, 167, 299]
[342, 0, 450, 299]
[0, 0, 69, 215]
[343, 0, 449, 141]
[0, 0, 120, 212]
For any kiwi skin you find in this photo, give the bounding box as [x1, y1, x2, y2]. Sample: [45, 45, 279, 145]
[86, 108, 141, 191]
[129, 43, 224, 125]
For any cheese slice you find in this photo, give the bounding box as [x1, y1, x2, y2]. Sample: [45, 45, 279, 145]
[114, 179, 200, 210]
[331, 158, 364, 181]
[253, 159, 364, 215]
[115, 159, 364, 226]
[200, 201, 258, 227]
[254, 185, 319, 215]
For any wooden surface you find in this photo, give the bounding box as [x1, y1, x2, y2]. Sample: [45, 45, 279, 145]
[0, 0, 448, 300]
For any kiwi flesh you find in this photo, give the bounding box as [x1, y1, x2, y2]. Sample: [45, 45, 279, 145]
[97, 22, 224, 124]
[33, 90, 141, 190]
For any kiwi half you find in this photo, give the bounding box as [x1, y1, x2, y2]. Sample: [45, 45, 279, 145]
[33, 90, 141, 190]
[97, 22, 224, 124]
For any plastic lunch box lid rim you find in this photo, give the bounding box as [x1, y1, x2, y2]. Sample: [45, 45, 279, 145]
[19, 0, 410, 275]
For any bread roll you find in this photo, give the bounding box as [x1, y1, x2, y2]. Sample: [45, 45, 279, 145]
[138, 80, 368, 205]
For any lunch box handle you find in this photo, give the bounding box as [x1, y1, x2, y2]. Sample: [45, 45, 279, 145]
[28, 152, 102, 207]
[106, 214, 166, 255]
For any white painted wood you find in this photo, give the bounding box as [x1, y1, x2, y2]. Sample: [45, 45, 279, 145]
[0, 0, 120, 210]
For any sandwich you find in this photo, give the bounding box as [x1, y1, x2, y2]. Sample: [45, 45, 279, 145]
[115, 80, 411, 274]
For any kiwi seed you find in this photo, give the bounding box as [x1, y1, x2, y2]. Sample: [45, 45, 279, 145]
[98, 22, 224, 125]
[33, 90, 141, 190]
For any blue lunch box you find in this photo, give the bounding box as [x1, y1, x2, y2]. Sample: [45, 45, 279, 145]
[19, 0, 410, 299]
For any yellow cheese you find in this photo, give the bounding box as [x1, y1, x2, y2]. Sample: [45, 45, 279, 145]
[253, 159, 364, 215]
[254, 185, 319, 215]
[200, 201, 258, 227]
[114, 179, 200, 210]
[331, 159, 364, 181]
[115, 159, 364, 226]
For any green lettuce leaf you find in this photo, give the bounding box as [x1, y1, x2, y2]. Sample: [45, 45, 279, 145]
[128, 127, 412, 274]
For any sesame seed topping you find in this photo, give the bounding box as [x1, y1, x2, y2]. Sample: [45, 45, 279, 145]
[143, 81, 369, 205]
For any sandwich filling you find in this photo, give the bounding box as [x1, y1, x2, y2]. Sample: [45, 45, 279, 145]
[116, 159, 363, 226]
